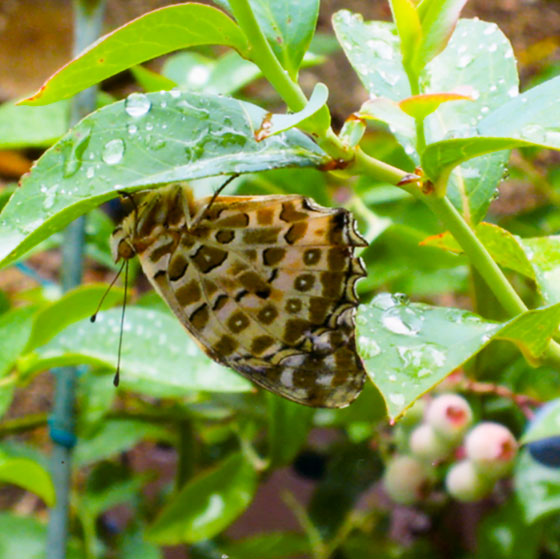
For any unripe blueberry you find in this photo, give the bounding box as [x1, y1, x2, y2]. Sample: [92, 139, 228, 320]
[465, 422, 517, 478]
[409, 424, 452, 462]
[445, 459, 493, 502]
[526, 401, 560, 468]
[383, 455, 434, 505]
[425, 394, 473, 442]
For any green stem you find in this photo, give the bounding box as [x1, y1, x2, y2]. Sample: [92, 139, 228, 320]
[228, 0, 307, 112]
[176, 418, 196, 489]
[228, 0, 350, 161]
[425, 196, 527, 316]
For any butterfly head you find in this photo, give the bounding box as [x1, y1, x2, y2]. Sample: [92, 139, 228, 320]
[110, 224, 136, 262]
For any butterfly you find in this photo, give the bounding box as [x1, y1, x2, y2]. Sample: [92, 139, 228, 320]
[110, 181, 368, 408]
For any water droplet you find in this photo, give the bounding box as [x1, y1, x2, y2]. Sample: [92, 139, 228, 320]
[63, 127, 92, 178]
[102, 139, 125, 165]
[457, 55, 473, 69]
[146, 123, 154, 131]
[128, 124, 138, 135]
[507, 86, 518, 98]
[484, 24, 497, 35]
[150, 137, 167, 150]
[389, 393, 405, 407]
[43, 184, 59, 209]
[125, 92, 151, 117]
[520, 124, 545, 142]
[488, 43, 498, 53]
[86, 167, 95, 179]
[170, 89, 181, 99]
[358, 336, 380, 359]
[504, 49, 514, 59]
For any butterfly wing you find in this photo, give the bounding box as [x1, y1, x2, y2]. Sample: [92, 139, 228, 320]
[134, 188, 368, 408]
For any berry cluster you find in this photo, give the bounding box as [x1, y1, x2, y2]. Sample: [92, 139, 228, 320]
[383, 394, 518, 504]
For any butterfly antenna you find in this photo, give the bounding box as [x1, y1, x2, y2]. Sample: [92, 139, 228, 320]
[90, 261, 126, 323]
[191, 173, 240, 228]
[113, 260, 129, 387]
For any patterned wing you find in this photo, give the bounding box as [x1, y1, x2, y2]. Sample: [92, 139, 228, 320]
[124, 185, 368, 408]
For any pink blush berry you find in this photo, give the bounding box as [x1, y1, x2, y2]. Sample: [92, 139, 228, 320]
[426, 394, 473, 442]
[465, 422, 518, 478]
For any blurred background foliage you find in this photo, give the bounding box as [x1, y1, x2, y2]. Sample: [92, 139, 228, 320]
[0, 1, 559, 558]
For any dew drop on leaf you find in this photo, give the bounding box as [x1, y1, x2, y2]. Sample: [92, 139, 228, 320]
[124, 92, 151, 118]
[102, 139, 125, 165]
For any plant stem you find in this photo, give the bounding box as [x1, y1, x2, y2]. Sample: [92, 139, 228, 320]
[47, 3, 106, 559]
[176, 418, 196, 489]
[426, 196, 527, 316]
[228, 0, 307, 112]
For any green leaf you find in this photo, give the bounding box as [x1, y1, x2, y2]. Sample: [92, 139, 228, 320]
[0, 455, 55, 506]
[0, 513, 46, 559]
[22, 4, 250, 106]
[422, 77, 560, 180]
[121, 530, 162, 559]
[399, 92, 473, 121]
[146, 452, 257, 544]
[244, 0, 320, 79]
[130, 65, 177, 93]
[515, 450, 560, 523]
[521, 399, 560, 444]
[74, 419, 169, 467]
[82, 464, 146, 518]
[521, 235, 560, 304]
[267, 394, 314, 468]
[26, 284, 125, 351]
[422, 224, 560, 304]
[415, 0, 467, 71]
[358, 98, 416, 160]
[0, 100, 69, 149]
[388, 0, 422, 74]
[0, 91, 328, 269]
[162, 49, 323, 97]
[221, 532, 310, 559]
[0, 305, 37, 378]
[356, 294, 560, 419]
[332, 11, 410, 101]
[262, 82, 330, 137]
[477, 498, 540, 559]
[423, 19, 518, 223]
[78, 371, 117, 429]
[21, 306, 252, 396]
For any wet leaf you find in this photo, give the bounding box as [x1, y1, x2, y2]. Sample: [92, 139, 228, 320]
[20, 307, 252, 397]
[357, 294, 560, 419]
[0, 91, 328, 269]
[422, 76, 560, 180]
[146, 452, 257, 544]
[333, 11, 409, 101]
[26, 284, 125, 351]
